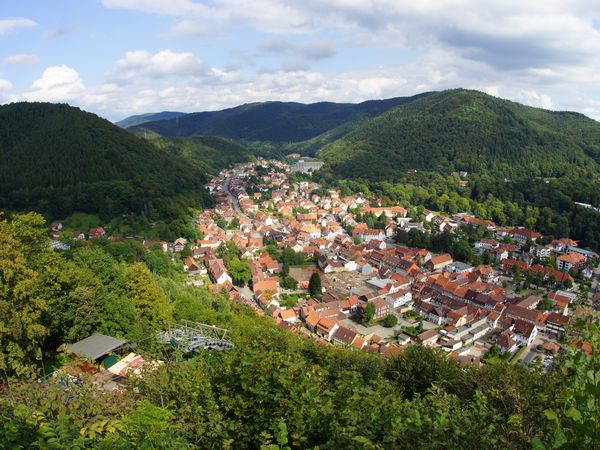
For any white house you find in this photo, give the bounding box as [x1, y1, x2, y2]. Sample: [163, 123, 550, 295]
[385, 289, 412, 308]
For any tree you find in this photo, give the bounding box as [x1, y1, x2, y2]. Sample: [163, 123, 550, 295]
[0, 219, 49, 376]
[513, 265, 522, 284]
[362, 302, 375, 324]
[279, 275, 298, 290]
[537, 298, 554, 311]
[383, 314, 398, 327]
[228, 258, 251, 286]
[539, 323, 600, 448]
[124, 263, 173, 329]
[308, 272, 322, 299]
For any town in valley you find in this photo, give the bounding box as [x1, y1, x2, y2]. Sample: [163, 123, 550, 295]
[51, 156, 600, 369]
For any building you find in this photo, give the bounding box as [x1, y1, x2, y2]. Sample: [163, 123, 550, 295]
[557, 252, 586, 271]
[89, 227, 106, 239]
[368, 297, 392, 320]
[417, 328, 439, 346]
[332, 326, 358, 346]
[545, 313, 571, 337]
[425, 254, 453, 272]
[512, 320, 537, 347]
[497, 329, 518, 354]
[315, 317, 339, 341]
[385, 289, 412, 308]
[206, 258, 232, 285]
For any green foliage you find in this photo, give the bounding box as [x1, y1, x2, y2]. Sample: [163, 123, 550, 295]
[144, 135, 255, 175]
[402, 310, 419, 320]
[383, 314, 398, 327]
[217, 242, 251, 286]
[266, 245, 313, 266]
[130, 97, 413, 144]
[308, 272, 322, 299]
[320, 89, 600, 180]
[537, 298, 554, 311]
[124, 263, 173, 329]
[0, 102, 214, 224]
[279, 274, 298, 290]
[116, 111, 185, 128]
[539, 323, 600, 448]
[362, 302, 375, 324]
[396, 228, 481, 265]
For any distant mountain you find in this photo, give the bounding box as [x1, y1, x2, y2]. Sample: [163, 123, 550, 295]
[116, 111, 186, 129]
[318, 89, 600, 180]
[0, 102, 212, 221]
[128, 96, 426, 142]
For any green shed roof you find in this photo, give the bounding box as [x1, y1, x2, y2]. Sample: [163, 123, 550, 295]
[67, 334, 126, 360]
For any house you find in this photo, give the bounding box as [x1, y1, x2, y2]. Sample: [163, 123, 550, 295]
[497, 329, 518, 354]
[557, 252, 586, 271]
[417, 328, 439, 347]
[72, 230, 86, 240]
[315, 317, 339, 341]
[275, 308, 298, 324]
[89, 227, 106, 239]
[368, 297, 392, 320]
[444, 261, 473, 274]
[255, 291, 279, 310]
[332, 326, 358, 346]
[475, 238, 500, 252]
[512, 320, 537, 347]
[511, 228, 542, 244]
[385, 289, 412, 308]
[258, 252, 279, 273]
[183, 257, 204, 276]
[351, 335, 367, 350]
[425, 254, 453, 272]
[396, 333, 412, 346]
[530, 244, 553, 259]
[545, 313, 571, 337]
[547, 292, 571, 315]
[505, 304, 544, 325]
[173, 237, 188, 252]
[253, 278, 279, 296]
[206, 258, 232, 285]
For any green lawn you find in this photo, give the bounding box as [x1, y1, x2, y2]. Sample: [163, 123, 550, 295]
[510, 346, 527, 364]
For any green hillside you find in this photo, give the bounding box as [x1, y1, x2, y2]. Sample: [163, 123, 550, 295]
[129, 96, 424, 142]
[140, 134, 255, 174]
[115, 111, 185, 128]
[0, 102, 213, 223]
[319, 89, 600, 180]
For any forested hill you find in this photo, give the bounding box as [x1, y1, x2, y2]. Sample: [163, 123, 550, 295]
[115, 111, 185, 129]
[0, 102, 213, 222]
[128, 95, 426, 142]
[318, 89, 600, 180]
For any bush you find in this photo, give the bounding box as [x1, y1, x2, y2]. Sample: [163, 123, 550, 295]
[383, 314, 398, 327]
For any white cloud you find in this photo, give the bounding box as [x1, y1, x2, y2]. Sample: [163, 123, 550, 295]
[101, 0, 209, 16]
[0, 78, 13, 91]
[170, 19, 214, 36]
[0, 17, 36, 35]
[22, 65, 86, 102]
[514, 90, 554, 110]
[108, 49, 208, 81]
[3, 54, 40, 65]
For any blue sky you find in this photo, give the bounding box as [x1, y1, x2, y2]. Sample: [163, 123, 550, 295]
[1, 0, 599, 121]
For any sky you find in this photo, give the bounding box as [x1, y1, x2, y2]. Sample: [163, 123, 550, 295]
[1, 0, 599, 122]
